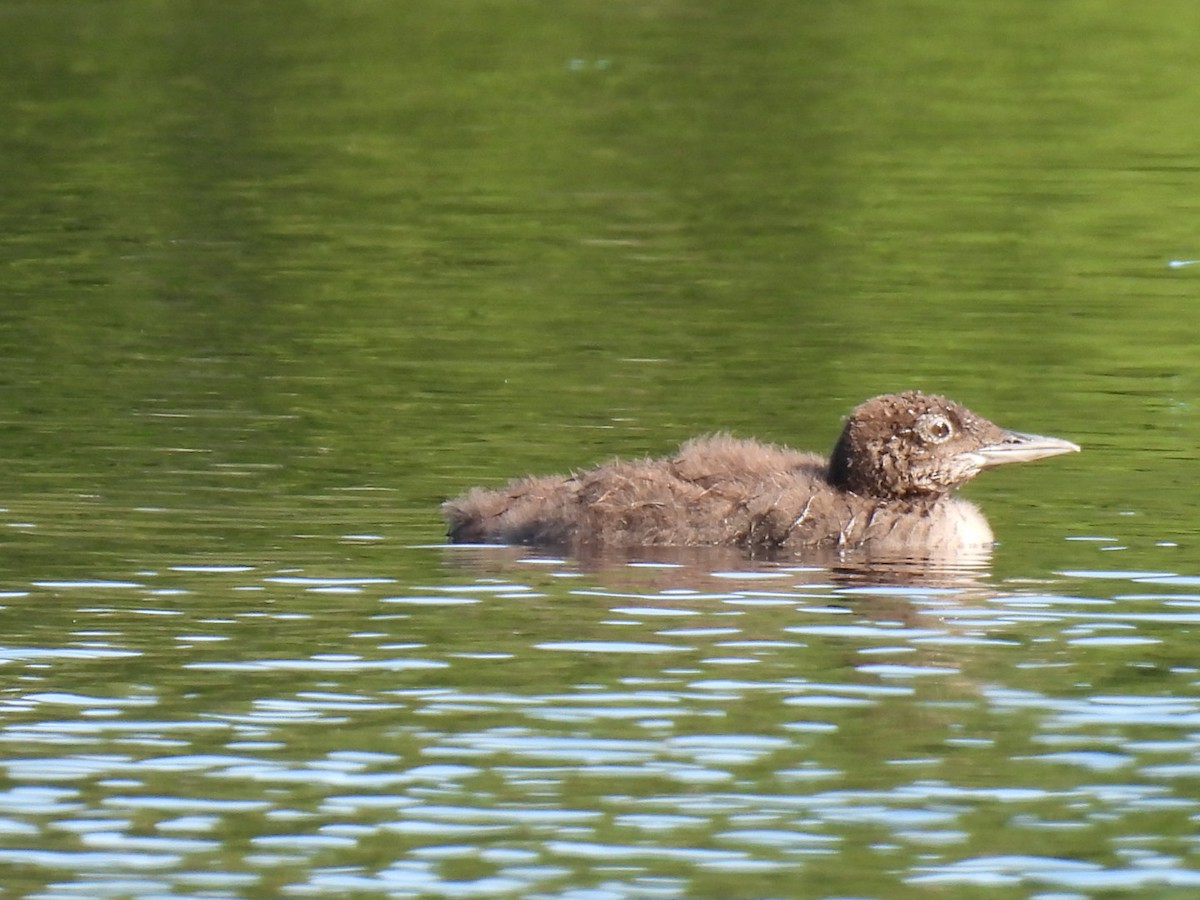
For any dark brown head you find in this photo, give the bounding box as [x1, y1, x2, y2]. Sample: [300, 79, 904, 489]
[827, 391, 1079, 500]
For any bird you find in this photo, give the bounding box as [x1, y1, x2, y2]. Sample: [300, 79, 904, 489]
[441, 391, 1079, 554]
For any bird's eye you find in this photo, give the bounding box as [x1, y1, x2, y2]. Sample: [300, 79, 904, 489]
[916, 413, 954, 444]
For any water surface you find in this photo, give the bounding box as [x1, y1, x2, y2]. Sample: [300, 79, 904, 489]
[2, 1, 1200, 897]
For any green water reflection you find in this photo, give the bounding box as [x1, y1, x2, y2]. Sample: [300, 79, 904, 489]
[3, 0, 1198, 566]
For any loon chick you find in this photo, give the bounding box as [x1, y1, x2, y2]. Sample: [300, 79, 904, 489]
[442, 391, 1079, 553]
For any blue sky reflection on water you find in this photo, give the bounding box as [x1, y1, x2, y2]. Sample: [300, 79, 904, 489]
[0, 554, 1195, 896]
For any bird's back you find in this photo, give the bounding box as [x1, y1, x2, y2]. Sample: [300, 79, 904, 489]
[443, 435, 829, 548]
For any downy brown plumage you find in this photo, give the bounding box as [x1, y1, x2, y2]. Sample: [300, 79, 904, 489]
[442, 391, 1079, 553]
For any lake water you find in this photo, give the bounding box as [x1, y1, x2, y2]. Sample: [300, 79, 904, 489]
[3, 1, 1200, 898]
